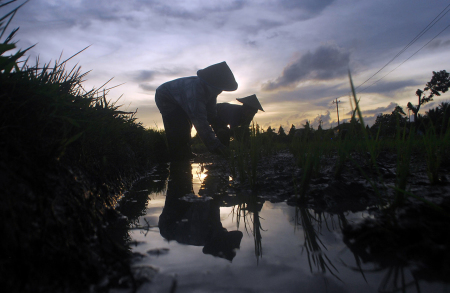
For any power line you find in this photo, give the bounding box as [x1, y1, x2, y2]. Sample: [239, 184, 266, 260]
[356, 3, 450, 91]
[360, 22, 450, 93]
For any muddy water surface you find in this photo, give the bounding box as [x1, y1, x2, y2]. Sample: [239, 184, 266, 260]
[116, 162, 448, 293]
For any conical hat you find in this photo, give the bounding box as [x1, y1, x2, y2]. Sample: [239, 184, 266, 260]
[236, 94, 264, 112]
[197, 61, 238, 91]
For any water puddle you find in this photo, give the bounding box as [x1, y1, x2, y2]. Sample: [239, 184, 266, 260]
[114, 162, 448, 293]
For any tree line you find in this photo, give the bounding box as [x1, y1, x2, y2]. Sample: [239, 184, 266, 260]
[262, 70, 450, 142]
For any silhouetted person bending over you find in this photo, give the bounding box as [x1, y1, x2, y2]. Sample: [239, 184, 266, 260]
[155, 62, 238, 161]
[213, 94, 264, 146]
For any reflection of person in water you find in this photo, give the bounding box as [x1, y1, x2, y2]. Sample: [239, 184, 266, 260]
[158, 161, 243, 261]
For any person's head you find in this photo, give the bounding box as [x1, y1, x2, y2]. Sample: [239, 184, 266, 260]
[236, 94, 264, 112]
[197, 61, 238, 92]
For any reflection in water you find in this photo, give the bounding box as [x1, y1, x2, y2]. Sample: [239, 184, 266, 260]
[158, 161, 243, 261]
[231, 199, 264, 263]
[294, 208, 426, 292]
[109, 165, 169, 248]
[378, 265, 420, 293]
[295, 208, 342, 280]
[114, 162, 448, 293]
[343, 226, 430, 293]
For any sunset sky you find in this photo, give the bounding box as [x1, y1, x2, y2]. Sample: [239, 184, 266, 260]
[5, 0, 450, 131]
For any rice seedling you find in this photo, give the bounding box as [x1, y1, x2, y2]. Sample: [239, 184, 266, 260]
[297, 146, 321, 201]
[348, 71, 380, 172]
[288, 71, 447, 212]
[334, 139, 351, 179]
[249, 123, 260, 186]
[228, 122, 262, 189]
[423, 123, 444, 185]
[392, 121, 413, 208]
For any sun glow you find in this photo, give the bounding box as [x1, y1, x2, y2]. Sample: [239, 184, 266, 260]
[192, 163, 207, 195]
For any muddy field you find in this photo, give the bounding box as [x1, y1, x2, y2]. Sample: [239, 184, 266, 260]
[115, 149, 450, 292]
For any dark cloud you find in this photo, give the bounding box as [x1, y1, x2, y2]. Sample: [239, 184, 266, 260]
[262, 82, 349, 110]
[327, 2, 450, 72]
[346, 102, 397, 116]
[357, 79, 419, 95]
[150, 0, 246, 20]
[245, 39, 257, 47]
[8, 0, 246, 32]
[129, 67, 193, 88]
[262, 45, 350, 91]
[10, 0, 145, 29]
[132, 64, 208, 92]
[149, 4, 199, 20]
[427, 39, 450, 50]
[128, 70, 157, 83]
[279, 0, 335, 15]
[139, 83, 157, 92]
[240, 19, 285, 35]
[266, 31, 285, 40]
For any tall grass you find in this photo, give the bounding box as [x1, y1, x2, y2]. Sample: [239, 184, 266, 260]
[1, 5, 168, 291]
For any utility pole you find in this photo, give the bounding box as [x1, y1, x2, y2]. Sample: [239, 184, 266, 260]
[332, 98, 341, 127]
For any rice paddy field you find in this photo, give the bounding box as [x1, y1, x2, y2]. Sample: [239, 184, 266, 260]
[111, 153, 450, 293]
[110, 99, 450, 292]
[2, 2, 450, 292]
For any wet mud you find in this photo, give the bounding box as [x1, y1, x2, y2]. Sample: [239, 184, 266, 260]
[113, 150, 450, 292]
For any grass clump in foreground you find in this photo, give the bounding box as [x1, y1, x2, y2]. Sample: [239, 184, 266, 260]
[0, 11, 168, 292]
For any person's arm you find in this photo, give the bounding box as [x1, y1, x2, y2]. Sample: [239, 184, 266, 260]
[184, 80, 227, 154]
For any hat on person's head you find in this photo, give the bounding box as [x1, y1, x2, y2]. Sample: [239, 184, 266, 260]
[236, 94, 264, 112]
[197, 61, 238, 91]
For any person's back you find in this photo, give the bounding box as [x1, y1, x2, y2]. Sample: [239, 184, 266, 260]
[216, 103, 245, 129]
[212, 95, 264, 145]
[154, 61, 238, 160]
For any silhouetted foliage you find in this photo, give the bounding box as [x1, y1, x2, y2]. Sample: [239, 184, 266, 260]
[372, 105, 408, 137]
[423, 101, 450, 136]
[408, 70, 450, 124]
[0, 5, 168, 291]
[278, 125, 286, 136]
[288, 124, 296, 138]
